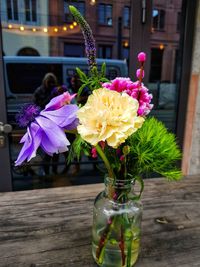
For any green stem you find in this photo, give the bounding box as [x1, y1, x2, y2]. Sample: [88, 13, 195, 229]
[95, 144, 115, 178]
[96, 216, 117, 264]
[126, 239, 132, 267]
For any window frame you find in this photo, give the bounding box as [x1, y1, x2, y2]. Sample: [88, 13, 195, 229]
[152, 8, 165, 31]
[63, 0, 85, 23]
[6, 0, 19, 22]
[98, 44, 112, 59]
[24, 0, 37, 23]
[123, 6, 130, 28]
[98, 3, 113, 26]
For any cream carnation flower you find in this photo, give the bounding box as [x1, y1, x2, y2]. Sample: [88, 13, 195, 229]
[77, 88, 144, 148]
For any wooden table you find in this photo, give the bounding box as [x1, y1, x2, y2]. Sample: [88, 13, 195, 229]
[0, 176, 200, 267]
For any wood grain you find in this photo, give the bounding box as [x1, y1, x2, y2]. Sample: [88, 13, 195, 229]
[0, 176, 200, 267]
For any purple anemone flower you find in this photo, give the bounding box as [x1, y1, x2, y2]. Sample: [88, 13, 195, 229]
[15, 94, 78, 166]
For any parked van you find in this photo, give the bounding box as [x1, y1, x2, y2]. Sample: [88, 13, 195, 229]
[3, 56, 128, 123]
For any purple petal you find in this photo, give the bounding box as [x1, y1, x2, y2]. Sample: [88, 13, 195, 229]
[35, 116, 70, 154]
[40, 104, 78, 129]
[44, 92, 76, 111]
[15, 123, 42, 166]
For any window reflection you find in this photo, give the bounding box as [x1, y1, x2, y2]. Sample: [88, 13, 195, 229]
[7, 0, 19, 21]
[98, 3, 112, 26]
[123, 6, 130, 28]
[64, 0, 85, 23]
[0, 0, 185, 190]
[25, 0, 37, 22]
[152, 9, 165, 31]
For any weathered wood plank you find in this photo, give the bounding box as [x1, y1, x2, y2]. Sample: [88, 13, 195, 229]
[0, 176, 199, 267]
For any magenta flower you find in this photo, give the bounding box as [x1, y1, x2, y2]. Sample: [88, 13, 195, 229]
[103, 77, 131, 93]
[91, 147, 98, 158]
[15, 94, 78, 166]
[130, 85, 153, 116]
[137, 52, 146, 62]
[102, 77, 153, 116]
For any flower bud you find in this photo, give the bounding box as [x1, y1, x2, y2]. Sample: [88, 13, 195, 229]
[136, 69, 145, 79]
[138, 52, 146, 62]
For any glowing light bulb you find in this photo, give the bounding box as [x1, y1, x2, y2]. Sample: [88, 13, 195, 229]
[124, 41, 129, 47]
[20, 26, 24, 31]
[43, 28, 48, 33]
[63, 26, 67, 31]
[70, 25, 74, 29]
[90, 0, 96, 5]
[8, 24, 13, 29]
[54, 28, 58, 32]
[32, 28, 36, 32]
[159, 44, 164, 50]
[73, 22, 77, 26]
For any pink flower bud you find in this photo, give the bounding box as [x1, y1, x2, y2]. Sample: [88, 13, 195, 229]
[136, 69, 145, 79]
[91, 147, 98, 158]
[120, 155, 125, 161]
[138, 52, 146, 62]
[108, 219, 112, 224]
[113, 192, 118, 200]
[100, 141, 106, 150]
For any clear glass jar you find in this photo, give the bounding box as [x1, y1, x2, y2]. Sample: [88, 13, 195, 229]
[92, 177, 143, 267]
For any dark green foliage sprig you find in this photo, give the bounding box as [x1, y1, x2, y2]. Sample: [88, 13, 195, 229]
[67, 134, 91, 163]
[76, 63, 109, 97]
[126, 117, 182, 181]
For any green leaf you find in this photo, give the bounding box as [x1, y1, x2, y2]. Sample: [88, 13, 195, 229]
[127, 117, 182, 181]
[76, 67, 87, 82]
[67, 134, 91, 163]
[78, 84, 87, 97]
[101, 62, 106, 77]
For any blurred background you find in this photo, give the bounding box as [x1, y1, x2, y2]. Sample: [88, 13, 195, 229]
[0, 0, 199, 191]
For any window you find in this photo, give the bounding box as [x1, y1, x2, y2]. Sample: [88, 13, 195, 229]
[98, 4, 112, 26]
[123, 47, 129, 60]
[177, 12, 181, 32]
[6, 63, 63, 94]
[64, 43, 84, 57]
[149, 48, 164, 82]
[123, 6, 130, 27]
[152, 9, 165, 30]
[98, 45, 112, 59]
[64, 1, 85, 23]
[7, 0, 18, 21]
[24, 0, 37, 22]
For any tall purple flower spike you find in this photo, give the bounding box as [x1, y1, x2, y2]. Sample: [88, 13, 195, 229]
[15, 93, 78, 166]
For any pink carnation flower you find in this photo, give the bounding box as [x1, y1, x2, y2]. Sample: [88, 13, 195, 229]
[103, 77, 132, 92]
[102, 78, 153, 116]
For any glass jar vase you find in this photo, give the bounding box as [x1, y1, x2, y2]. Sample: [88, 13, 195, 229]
[92, 177, 142, 267]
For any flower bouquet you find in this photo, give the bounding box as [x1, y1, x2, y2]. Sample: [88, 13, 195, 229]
[15, 6, 182, 267]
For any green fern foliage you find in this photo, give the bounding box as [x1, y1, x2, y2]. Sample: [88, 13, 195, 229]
[67, 134, 91, 163]
[127, 117, 182, 181]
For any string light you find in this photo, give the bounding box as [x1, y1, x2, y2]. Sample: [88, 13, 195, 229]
[70, 25, 74, 29]
[63, 26, 67, 31]
[32, 28, 36, 32]
[8, 24, 13, 29]
[20, 26, 24, 31]
[73, 22, 77, 26]
[43, 27, 48, 33]
[54, 28, 58, 32]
